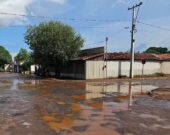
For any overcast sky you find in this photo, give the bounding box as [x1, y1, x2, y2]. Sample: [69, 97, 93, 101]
[0, 0, 170, 57]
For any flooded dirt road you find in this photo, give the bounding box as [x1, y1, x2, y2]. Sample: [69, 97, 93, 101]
[1, 73, 170, 135]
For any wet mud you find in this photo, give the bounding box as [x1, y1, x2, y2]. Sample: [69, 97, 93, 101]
[0, 73, 170, 135]
[150, 88, 170, 101]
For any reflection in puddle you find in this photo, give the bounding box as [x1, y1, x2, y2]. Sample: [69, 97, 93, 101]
[10, 79, 23, 90]
[86, 82, 158, 99]
[85, 82, 158, 109]
[15, 79, 161, 134]
[26, 80, 41, 86]
[1, 71, 170, 135]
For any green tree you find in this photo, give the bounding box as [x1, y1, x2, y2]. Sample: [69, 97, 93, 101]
[15, 48, 29, 63]
[0, 46, 12, 69]
[15, 49, 34, 71]
[144, 47, 168, 54]
[24, 21, 84, 68]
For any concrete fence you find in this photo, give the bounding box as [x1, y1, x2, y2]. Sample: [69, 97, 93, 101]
[86, 60, 168, 79]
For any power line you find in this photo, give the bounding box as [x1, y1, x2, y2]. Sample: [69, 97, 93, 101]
[85, 41, 105, 46]
[137, 28, 170, 46]
[137, 21, 170, 32]
[135, 5, 141, 22]
[1, 9, 169, 32]
[0, 25, 104, 29]
[75, 26, 115, 29]
[0, 12, 128, 23]
[137, 0, 151, 21]
[0, 24, 129, 30]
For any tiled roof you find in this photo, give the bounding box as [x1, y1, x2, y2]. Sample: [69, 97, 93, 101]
[107, 53, 159, 60]
[73, 52, 170, 61]
[157, 54, 170, 61]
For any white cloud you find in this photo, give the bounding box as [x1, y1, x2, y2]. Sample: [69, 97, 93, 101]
[0, 0, 67, 27]
[47, 0, 66, 5]
[0, 0, 34, 26]
[111, 0, 130, 8]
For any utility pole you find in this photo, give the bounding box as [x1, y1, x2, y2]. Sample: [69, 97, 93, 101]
[105, 37, 108, 79]
[128, 82, 132, 108]
[128, 2, 142, 78]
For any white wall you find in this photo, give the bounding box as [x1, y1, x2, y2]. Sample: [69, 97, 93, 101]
[4, 64, 10, 72]
[86, 60, 162, 79]
[161, 62, 170, 74]
[30, 65, 39, 74]
[86, 61, 105, 79]
[139, 61, 161, 75]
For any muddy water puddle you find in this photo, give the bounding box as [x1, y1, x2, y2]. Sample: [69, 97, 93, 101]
[18, 80, 164, 134]
[1, 76, 170, 135]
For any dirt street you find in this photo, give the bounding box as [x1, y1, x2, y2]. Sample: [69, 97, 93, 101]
[0, 72, 170, 135]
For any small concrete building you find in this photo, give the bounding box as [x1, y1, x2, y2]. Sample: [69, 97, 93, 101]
[60, 51, 170, 80]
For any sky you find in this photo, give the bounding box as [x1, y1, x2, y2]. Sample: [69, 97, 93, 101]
[0, 0, 170, 58]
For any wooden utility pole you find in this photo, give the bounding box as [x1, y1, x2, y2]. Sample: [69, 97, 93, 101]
[128, 2, 143, 78]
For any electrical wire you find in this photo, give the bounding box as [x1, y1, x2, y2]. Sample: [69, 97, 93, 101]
[85, 41, 105, 46]
[137, 21, 170, 32]
[135, 6, 141, 22]
[0, 25, 104, 29]
[0, 12, 128, 23]
[136, 27, 170, 49]
[1, 7, 169, 32]
[0, 24, 129, 30]
[137, 0, 151, 21]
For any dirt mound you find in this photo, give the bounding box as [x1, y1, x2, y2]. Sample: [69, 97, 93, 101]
[150, 88, 170, 101]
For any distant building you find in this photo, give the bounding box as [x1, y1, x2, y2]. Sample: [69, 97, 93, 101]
[13, 56, 39, 74]
[4, 64, 13, 72]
